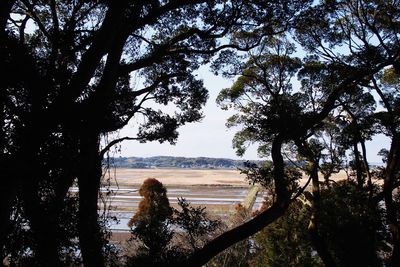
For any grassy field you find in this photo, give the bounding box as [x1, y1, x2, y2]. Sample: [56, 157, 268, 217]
[105, 168, 249, 187]
[104, 167, 350, 188]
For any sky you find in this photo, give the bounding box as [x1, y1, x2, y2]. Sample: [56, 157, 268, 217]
[116, 67, 389, 164]
[20, 8, 389, 164]
[21, 17, 259, 161]
[117, 66, 261, 160]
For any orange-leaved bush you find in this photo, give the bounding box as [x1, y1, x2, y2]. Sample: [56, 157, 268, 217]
[128, 178, 173, 258]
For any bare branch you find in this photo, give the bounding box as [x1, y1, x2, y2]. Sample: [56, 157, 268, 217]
[100, 136, 141, 158]
[20, 0, 51, 39]
[290, 175, 312, 202]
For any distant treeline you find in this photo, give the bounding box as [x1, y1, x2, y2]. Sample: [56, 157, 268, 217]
[108, 156, 263, 169]
[108, 156, 385, 170]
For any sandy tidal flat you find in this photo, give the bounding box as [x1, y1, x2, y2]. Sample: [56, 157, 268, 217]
[109, 168, 249, 186]
[106, 168, 352, 187]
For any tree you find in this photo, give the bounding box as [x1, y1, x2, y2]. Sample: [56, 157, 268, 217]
[1, 1, 254, 265]
[251, 200, 323, 267]
[127, 178, 173, 263]
[173, 197, 221, 251]
[251, 181, 387, 267]
[318, 181, 387, 266]
[206, 204, 253, 267]
[126, 179, 223, 267]
[1, 1, 312, 266]
[294, 1, 400, 265]
[4, 0, 399, 266]
[214, 0, 400, 266]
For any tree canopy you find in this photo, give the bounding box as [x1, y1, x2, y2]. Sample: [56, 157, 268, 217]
[1, 0, 400, 266]
[216, 0, 400, 265]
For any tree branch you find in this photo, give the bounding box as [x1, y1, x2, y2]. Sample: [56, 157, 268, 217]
[100, 136, 141, 158]
[0, 0, 15, 33]
[178, 135, 290, 267]
[20, 0, 51, 39]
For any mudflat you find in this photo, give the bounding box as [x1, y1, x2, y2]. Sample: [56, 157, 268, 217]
[106, 168, 249, 186]
[105, 168, 350, 187]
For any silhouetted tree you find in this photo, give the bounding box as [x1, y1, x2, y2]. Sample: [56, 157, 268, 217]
[318, 181, 387, 266]
[1, 1, 312, 266]
[3, 0, 400, 266]
[251, 199, 323, 267]
[215, 0, 400, 266]
[0, 1, 271, 265]
[173, 197, 221, 251]
[206, 203, 253, 267]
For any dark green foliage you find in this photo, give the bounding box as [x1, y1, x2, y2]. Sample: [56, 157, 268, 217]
[3, 0, 400, 266]
[317, 182, 388, 266]
[110, 156, 262, 169]
[3, 1, 283, 265]
[251, 182, 388, 267]
[3, 194, 82, 266]
[174, 198, 221, 251]
[251, 200, 322, 267]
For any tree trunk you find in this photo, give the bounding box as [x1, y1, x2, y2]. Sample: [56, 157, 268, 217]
[0, 156, 17, 260]
[353, 142, 363, 187]
[308, 226, 336, 267]
[308, 160, 336, 267]
[384, 134, 400, 267]
[22, 186, 61, 267]
[13, 123, 64, 266]
[360, 139, 373, 198]
[18, 138, 62, 266]
[0, 0, 15, 33]
[77, 133, 105, 267]
[297, 141, 337, 267]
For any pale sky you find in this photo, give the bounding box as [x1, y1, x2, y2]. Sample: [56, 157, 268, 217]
[21, 11, 388, 164]
[116, 66, 388, 164]
[117, 65, 261, 160]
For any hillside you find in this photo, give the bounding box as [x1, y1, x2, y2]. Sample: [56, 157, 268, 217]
[108, 156, 261, 169]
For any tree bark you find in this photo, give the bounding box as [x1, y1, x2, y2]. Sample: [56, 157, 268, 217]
[18, 135, 62, 266]
[297, 142, 337, 267]
[77, 133, 105, 267]
[0, 156, 17, 261]
[22, 186, 61, 266]
[384, 134, 400, 267]
[0, 0, 14, 34]
[360, 139, 373, 198]
[0, 5, 16, 255]
[308, 166, 336, 267]
[353, 141, 363, 187]
[308, 226, 336, 267]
